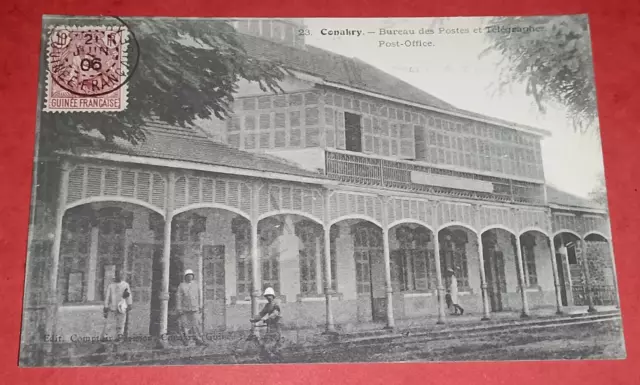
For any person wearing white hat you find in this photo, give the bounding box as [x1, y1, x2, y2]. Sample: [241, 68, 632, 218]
[102, 266, 132, 344]
[176, 269, 207, 346]
[250, 287, 282, 359]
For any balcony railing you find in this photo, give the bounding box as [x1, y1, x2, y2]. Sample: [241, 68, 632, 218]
[325, 149, 546, 205]
[571, 284, 618, 307]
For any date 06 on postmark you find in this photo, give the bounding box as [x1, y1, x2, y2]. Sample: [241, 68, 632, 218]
[44, 25, 130, 112]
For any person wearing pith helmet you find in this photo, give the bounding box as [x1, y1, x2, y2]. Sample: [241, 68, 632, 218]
[250, 287, 283, 359]
[176, 269, 207, 347]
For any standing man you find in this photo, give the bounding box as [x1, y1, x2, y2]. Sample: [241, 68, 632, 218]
[102, 266, 133, 345]
[447, 268, 464, 315]
[176, 269, 208, 347]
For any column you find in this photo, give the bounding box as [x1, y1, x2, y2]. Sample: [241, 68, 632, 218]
[380, 196, 395, 329]
[547, 237, 564, 314]
[476, 233, 491, 321]
[514, 234, 530, 318]
[578, 239, 597, 313]
[46, 161, 71, 363]
[433, 231, 446, 324]
[159, 171, 175, 343]
[323, 189, 336, 334]
[250, 181, 261, 333]
[85, 225, 100, 301]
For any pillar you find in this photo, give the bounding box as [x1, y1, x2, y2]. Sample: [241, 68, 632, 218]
[159, 171, 175, 343]
[476, 233, 491, 321]
[578, 239, 597, 313]
[514, 235, 530, 318]
[250, 181, 261, 333]
[547, 237, 564, 314]
[46, 161, 71, 363]
[433, 231, 446, 324]
[380, 196, 395, 330]
[323, 189, 336, 334]
[85, 226, 100, 301]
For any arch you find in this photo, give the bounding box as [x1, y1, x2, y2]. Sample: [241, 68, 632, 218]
[329, 215, 382, 229]
[518, 227, 550, 238]
[552, 229, 582, 240]
[479, 225, 516, 237]
[258, 210, 323, 227]
[437, 221, 477, 235]
[172, 203, 250, 220]
[65, 197, 165, 217]
[584, 231, 610, 242]
[388, 219, 435, 233]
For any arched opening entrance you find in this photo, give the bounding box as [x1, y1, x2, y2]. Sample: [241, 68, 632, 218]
[554, 232, 581, 307]
[584, 233, 617, 306]
[167, 208, 247, 335]
[389, 223, 436, 319]
[58, 202, 164, 338]
[481, 229, 508, 312]
[438, 225, 476, 314]
[389, 223, 435, 294]
[330, 218, 384, 323]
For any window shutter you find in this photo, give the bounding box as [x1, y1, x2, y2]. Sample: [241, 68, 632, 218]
[399, 123, 415, 159]
[325, 107, 335, 148]
[336, 111, 346, 149]
[414, 250, 428, 290]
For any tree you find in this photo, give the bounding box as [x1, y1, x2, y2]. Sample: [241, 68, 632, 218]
[481, 15, 597, 134]
[588, 172, 609, 206]
[38, 18, 286, 158]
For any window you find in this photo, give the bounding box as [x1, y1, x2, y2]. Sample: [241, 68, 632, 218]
[296, 221, 321, 295]
[439, 229, 470, 291]
[353, 224, 382, 294]
[520, 234, 538, 287]
[260, 217, 282, 294]
[392, 226, 433, 292]
[232, 217, 252, 299]
[59, 207, 93, 303]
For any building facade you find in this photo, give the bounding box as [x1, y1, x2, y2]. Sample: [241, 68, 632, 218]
[22, 19, 619, 352]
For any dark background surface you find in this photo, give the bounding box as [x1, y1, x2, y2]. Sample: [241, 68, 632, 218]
[1, 1, 639, 384]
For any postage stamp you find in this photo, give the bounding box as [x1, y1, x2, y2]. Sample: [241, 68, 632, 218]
[44, 25, 129, 112]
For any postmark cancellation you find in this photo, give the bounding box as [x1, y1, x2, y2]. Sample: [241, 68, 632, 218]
[44, 25, 129, 112]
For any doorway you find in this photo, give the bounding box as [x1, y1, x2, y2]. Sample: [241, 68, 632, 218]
[202, 245, 226, 330]
[352, 223, 385, 322]
[555, 252, 569, 306]
[484, 248, 506, 312]
[482, 231, 506, 312]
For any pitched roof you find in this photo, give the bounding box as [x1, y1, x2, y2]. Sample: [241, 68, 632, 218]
[237, 34, 548, 136]
[237, 34, 456, 111]
[546, 184, 606, 211]
[82, 120, 328, 180]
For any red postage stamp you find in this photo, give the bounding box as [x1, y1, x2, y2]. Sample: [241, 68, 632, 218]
[44, 25, 130, 112]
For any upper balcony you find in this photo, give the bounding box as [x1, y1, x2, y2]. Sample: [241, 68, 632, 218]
[268, 147, 547, 206]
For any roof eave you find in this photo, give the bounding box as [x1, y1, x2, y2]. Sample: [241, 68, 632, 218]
[549, 203, 608, 215]
[58, 150, 337, 187]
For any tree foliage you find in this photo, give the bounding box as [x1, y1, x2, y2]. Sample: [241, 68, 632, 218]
[39, 18, 286, 157]
[588, 172, 609, 206]
[481, 15, 597, 134]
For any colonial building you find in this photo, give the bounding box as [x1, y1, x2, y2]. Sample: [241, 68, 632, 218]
[22, 18, 618, 350]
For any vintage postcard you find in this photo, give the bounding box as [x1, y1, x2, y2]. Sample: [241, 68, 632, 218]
[20, 15, 624, 367]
